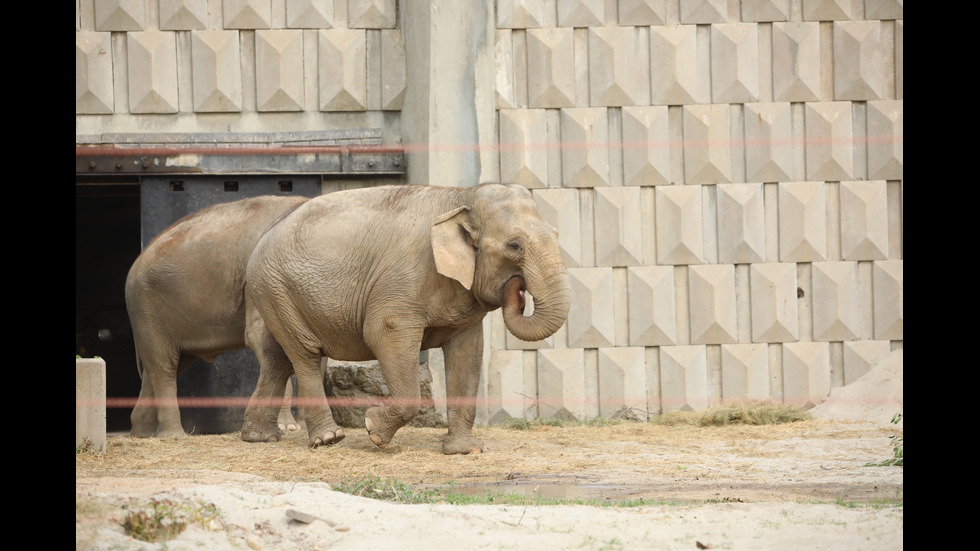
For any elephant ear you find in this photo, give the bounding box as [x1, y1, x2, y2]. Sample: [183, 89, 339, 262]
[431, 206, 476, 290]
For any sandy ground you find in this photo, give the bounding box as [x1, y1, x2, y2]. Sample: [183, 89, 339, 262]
[76, 352, 903, 550]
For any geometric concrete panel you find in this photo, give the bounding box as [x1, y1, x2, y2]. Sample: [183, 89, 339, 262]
[842, 340, 891, 386]
[594, 187, 644, 266]
[840, 181, 889, 261]
[781, 342, 831, 407]
[191, 30, 243, 112]
[750, 263, 799, 343]
[619, 0, 667, 25]
[834, 21, 884, 101]
[223, 0, 272, 29]
[286, 0, 336, 29]
[381, 30, 406, 110]
[805, 102, 853, 181]
[721, 343, 770, 402]
[500, 109, 549, 189]
[318, 29, 367, 111]
[659, 345, 709, 412]
[160, 0, 207, 30]
[802, 0, 861, 21]
[717, 183, 766, 264]
[255, 30, 304, 112]
[627, 266, 677, 346]
[537, 348, 592, 420]
[127, 31, 178, 114]
[710, 23, 759, 104]
[650, 25, 700, 105]
[896, 21, 903, 99]
[496, 0, 555, 28]
[678, 0, 728, 24]
[561, 108, 610, 187]
[349, 0, 397, 29]
[622, 106, 671, 186]
[487, 350, 526, 422]
[865, 0, 904, 19]
[772, 22, 821, 102]
[94, 0, 145, 31]
[683, 105, 733, 185]
[495, 30, 517, 109]
[526, 28, 576, 108]
[744, 103, 794, 183]
[597, 347, 647, 418]
[557, 0, 605, 27]
[812, 261, 866, 341]
[778, 182, 827, 262]
[872, 260, 903, 340]
[656, 185, 704, 265]
[76, 31, 114, 114]
[589, 27, 650, 107]
[567, 267, 616, 348]
[867, 100, 904, 180]
[688, 264, 738, 345]
[740, 0, 791, 22]
[533, 188, 583, 268]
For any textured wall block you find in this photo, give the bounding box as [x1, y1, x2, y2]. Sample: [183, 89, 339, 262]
[650, 25, 700, 105]
[561, 108, 610, 187]
[802, 0, 861, 21]
[533, 188, 583, 268]
[567, 267, 616, 348]
[782, 342, 830, 407]
[286, 0, 336, 29]
[622, 106, 671, 186]
[717, 183, 766, 264]
[843, 340, 891, 385]
[834, 21, 884, 101]
[867, 100, 903, 180]
[349, 0, 397, 28]
[812, 261, 867, 341]
[688, 264, 737, 345]
[896, 21, 903, 99]
[598, 347, 647, 418]
[865, 0, 903, 19]
[497, 0, 554, 28]
[127, 31, 178, 114]
[500, 109, 549, 189]
[872, 260, 903, 340]
[679, 0, 728, 23]
[495, 30, 517, 109]
[160, 0, 207, 30]
[589, 27, 650, 107]
[656, 185, 704, 265]
[255, 30, 304, 112]
[683, 105, 733, 185]
[659, 345, 709, 412]
[721, 343, 770, 402]
[619, 0, 667, 25]
[594, 187, 644, 266]
[95, 0, 145, 31]
[537, 348, 592, 420]
[840, 181, 889, 260]
[750, 263, 799, 342]
[486, 350, 526, 422]
[740, 0, 790, 22]
[772, 22, 821, 102]
[526, 28, 576, 108]
[558, 0, 605, 27]
[805, 102, 853, 181]
[76, 32, 113, 114]
[627, 266, 677, 346]
[318, 29, 367, 111]
[710, 23, 759, 103]
[744, 103, 794, 183]
[223, 0, 272, 29]
[778, 182, 826, 262]
[381, 30, 406, 110]
[191, 30, 243, 112]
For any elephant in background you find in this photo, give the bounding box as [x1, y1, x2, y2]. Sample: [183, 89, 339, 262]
[125, 195, 309, 438]
[243, 183, 570, 454]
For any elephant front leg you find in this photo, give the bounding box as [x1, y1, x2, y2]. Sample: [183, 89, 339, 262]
[440, 322, 485, 455]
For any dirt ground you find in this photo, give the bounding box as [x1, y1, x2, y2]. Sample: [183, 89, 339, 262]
[76, 352, 903, 550]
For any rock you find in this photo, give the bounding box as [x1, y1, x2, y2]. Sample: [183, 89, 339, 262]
[323, 360, 443, 428]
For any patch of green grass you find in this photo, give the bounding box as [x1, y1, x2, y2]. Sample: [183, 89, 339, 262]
[76, 438, 96, 454]
[833, 494, 904, 509]
[654, 402, 811, 426]
[121, 498, 223, 542]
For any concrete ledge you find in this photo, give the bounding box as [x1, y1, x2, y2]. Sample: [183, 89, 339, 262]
[76, 357, 106, 453]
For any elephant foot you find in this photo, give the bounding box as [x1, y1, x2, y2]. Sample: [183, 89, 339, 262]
[278, 410, 300, 432]
[364, 407, 400, 449]
[156, 427, 188, 439]
[310, 428, 345, 448]
[130, 426, 156, 439]
[241, 420, 284, 443]
[442, 434, 485, 455]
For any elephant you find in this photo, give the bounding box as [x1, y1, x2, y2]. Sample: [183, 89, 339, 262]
[241, 183, 570, 454]
[125, 195, 310, 438]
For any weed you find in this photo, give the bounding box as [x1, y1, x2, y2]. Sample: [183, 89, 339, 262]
[654, 402, 810, 426]
[121, 498, 223, 542]
[867, 413, 903, 467]
[76, 438, 96, 454]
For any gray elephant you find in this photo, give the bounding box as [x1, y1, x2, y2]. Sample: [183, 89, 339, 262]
[125, 195, 309, 438]
[242, 183, 570, 454]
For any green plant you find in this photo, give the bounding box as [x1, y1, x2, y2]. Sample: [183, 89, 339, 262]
[121, 498, 222, 542]
[881, 413, 903, 466]
[75, 438, 95, 454]
[654, 402, 811, 426]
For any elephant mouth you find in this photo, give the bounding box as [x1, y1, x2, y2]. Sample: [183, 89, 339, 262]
[503, 276, 527, 315]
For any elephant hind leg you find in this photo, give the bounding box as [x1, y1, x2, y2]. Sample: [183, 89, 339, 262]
[130, 348, 186, 439]
[277, 377, 301, 432]
[130, 373, 158, 438]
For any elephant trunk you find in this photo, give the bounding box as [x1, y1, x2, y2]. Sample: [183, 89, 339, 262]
[501, 253, 570, 342]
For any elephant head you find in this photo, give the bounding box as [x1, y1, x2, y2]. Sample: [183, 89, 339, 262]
[431, 184, 570, 342]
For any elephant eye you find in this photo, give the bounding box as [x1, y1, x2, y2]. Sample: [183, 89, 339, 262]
[506, 240, 523, 254]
